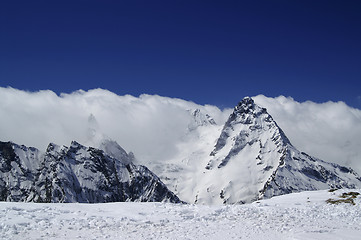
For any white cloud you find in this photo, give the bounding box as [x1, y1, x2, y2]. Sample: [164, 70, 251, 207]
[253, 95, 361, 175]
[0, 87, 229, 163]
[1, 87, 360, 175]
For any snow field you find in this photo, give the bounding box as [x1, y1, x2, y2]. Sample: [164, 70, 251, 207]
[0, 189, 360, 240]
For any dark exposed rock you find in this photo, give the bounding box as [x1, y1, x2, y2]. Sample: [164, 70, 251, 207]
[0, 141, 182, 203]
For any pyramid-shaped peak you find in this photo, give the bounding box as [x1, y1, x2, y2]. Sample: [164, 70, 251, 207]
[240, 96, 253, 104]
[234, 97, 265, 115]
[208, 95, 292, 169]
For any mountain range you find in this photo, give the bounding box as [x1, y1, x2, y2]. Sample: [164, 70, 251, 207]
[1, 97, 360, 204]
[0, 140, 181, 203]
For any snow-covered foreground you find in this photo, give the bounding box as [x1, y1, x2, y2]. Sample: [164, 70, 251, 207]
[0, 189, 360, 240]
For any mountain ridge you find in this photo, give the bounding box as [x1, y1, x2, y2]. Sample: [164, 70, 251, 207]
[0, 140, 181, 203]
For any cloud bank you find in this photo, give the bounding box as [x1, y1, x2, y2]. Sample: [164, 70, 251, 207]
[0, 87, 229, 162]
[1, 87, 360, 175]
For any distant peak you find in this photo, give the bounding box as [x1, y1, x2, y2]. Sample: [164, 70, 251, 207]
[99, 138, 132, 164]
[188, 108, 217, 131]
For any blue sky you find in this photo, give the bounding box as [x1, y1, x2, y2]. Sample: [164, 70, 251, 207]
[1, 0, 361, 108]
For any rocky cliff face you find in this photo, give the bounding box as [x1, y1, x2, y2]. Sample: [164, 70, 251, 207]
[0, 141, 181, 203]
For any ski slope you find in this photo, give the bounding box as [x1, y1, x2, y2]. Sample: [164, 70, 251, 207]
[0, 189, 360, 239]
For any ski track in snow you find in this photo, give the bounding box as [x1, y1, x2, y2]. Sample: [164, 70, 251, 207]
[0, 189, 360, 240]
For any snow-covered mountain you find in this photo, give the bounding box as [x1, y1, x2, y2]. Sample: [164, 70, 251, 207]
[138, 97, 361, 204]
[195, 97, 361, 204]
[0, 141, 181, 203]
